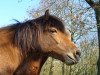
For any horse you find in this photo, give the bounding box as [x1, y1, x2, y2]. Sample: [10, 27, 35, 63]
[0, 10, 81, 75]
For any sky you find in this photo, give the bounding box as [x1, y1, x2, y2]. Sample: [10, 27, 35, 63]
[0, 0, 40, 27]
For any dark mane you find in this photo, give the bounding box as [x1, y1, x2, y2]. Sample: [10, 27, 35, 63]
[1, 14, 65, 56]
[34, 15, 65, 32]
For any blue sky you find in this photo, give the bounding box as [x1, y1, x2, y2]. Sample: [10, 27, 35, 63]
[0, 0, 40, 27]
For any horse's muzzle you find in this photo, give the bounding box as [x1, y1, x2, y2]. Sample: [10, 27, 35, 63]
[64, 50, 81, 65]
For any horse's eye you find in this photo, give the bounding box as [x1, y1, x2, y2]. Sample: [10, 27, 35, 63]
[48, 28, 57, 33]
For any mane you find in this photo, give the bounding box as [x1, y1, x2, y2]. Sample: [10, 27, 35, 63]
[0, 14, 65, 56]
[34, 15, 65, 32]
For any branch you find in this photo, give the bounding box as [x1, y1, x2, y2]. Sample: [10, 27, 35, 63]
[85, 0, 100, 9]
[85, 0, 95, 7]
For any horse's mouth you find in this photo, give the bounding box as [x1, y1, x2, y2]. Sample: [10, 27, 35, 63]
[64, 55, 79, 65]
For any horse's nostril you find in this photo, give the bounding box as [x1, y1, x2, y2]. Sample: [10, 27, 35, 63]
[74, 50, 81, 61]
[76, 50, 81, 57]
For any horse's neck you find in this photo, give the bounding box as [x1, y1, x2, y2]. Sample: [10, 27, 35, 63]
[27, 55, 48, 75]
[14, 53, 48, 75]
[0, 29, 13, 45]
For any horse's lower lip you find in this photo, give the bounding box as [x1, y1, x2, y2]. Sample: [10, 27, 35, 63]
[64, 55, 79, 65]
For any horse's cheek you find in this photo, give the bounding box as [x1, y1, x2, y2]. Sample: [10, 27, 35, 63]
[50, 33, 61, 44]
[39, 36, 51, 52]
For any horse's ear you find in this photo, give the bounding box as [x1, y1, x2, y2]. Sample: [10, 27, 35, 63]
[44, 9, 49, 20]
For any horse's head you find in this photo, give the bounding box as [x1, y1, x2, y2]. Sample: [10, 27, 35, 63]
[37, 10, 81, 65]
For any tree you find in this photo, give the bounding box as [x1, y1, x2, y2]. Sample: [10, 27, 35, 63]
[28, 0, 98, 75]
[85, 0, 100, 75]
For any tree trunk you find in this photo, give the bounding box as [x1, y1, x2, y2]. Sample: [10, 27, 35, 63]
[49, 58, 54, 75]
[85, 1, 100, 74]
[95, 7, 100, 75]
[62, 63, 64, 75]
[69, 66, 72, 75]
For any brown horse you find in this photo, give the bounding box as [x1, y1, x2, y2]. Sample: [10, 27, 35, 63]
[0, 10, 81, 75]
